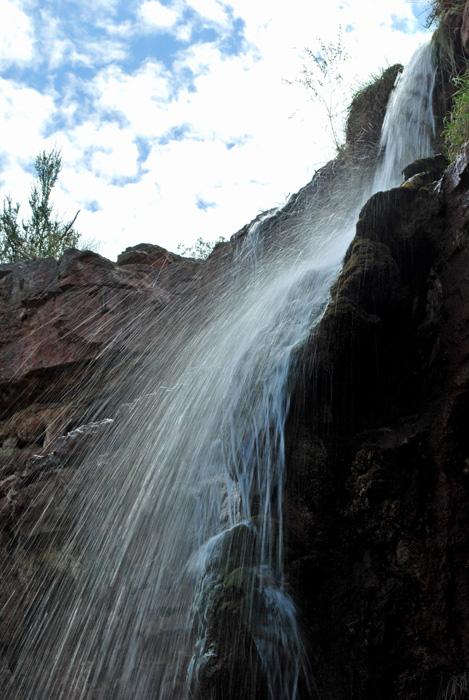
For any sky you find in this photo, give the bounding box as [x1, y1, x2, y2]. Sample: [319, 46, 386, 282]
[0, 0, 432, 260]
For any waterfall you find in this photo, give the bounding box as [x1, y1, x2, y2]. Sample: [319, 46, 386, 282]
[373, 42, 437, 192]
[5, 41, 436, 699]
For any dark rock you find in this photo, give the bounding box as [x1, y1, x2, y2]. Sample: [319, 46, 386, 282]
[285, 136, 469, 699]
[443, 142, 469, 194]
[402, 154, 448, 181]
[207, 523, 258, 575]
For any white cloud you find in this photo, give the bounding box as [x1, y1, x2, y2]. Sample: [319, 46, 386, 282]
[0, 0, 35, 68]
[138, 0, 180, 30]
[76, 38, 129, 65]
[0, 79, 54, 163]
[175, 22, 193, 41]
[91, 62, 175, 137]
[35, 7, 129, 71]
[186, 0, 229, 27]
[0, 79, 56, 217]
[102, 18, 135, 38]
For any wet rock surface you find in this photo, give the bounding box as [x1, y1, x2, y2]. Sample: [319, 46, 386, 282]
[285, 149, 469, 699]
[0, 246, 206, 697]
[0, 248, 186, 420]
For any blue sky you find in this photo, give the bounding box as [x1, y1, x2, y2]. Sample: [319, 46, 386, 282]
[0, 0, 431, 259]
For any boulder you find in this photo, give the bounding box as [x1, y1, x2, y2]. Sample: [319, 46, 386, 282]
[402, 154, 448, 181]
[117, 242, 181, 267]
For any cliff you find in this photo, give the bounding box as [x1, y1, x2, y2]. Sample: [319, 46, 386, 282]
[285, 146, 469, 699]
[0, 5, 468, 698]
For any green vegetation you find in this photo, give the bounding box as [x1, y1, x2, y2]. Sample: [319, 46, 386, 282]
[177, 235, 226, 259]
[0, 150, 80, 263]
[443, 67, 469, 158]
[298, 29, 349, 152]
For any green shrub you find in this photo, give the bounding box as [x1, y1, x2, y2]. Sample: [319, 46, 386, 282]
[0, 150, 80, 263]
[443, 68, 469, 158]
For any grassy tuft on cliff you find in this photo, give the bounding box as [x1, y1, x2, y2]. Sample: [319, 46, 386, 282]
[444, 67, 469, 158]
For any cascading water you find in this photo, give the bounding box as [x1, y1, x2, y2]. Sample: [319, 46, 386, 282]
[5, 41, 436, 699]
[373, 42, 436, 191]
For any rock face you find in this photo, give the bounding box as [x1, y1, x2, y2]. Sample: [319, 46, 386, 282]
[0, 46, 467, 698]
[284, 147, 469, 699]
[0, 245, 206, 694]
[0, 246, 202, 468]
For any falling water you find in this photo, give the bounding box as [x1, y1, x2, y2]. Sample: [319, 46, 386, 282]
[373, 42, 437, 191]
[5, 41, 436, 699]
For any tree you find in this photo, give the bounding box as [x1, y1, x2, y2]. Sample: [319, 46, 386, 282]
[0, 150, 80, 263]
[297, 29, 349, 152]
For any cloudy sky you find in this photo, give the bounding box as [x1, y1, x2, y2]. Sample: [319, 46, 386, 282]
[0, 0, 432, 260]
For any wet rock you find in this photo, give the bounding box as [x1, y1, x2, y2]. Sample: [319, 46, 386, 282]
[401, 171, 438, 189]
[355, 187, 442, 267]
[402, 154, 448, 181]
[0, 244, 202, 430]
[443, 142, 469, 194]
[190, 568, 268, 700]
[285, 137, 469, 698]
[197, 523, 258, 577]
[223, 566, 258, 593]
[0, 403, 78, 450]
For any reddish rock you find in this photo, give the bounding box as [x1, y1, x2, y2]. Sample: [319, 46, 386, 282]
[117, 242, 181, 267]
[0, 247, 202, 419]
